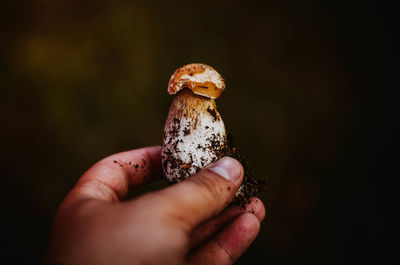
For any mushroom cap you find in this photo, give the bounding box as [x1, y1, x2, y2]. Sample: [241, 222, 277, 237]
[168, 63, 225, 99]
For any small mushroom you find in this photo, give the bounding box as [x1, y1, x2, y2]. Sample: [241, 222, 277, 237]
[162, 63, 228, 183]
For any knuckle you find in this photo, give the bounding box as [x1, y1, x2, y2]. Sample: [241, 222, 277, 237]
[215, 237, 235, 264]
[190, 170, 226, 201]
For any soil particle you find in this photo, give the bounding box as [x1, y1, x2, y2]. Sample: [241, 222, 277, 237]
[169, 118, 181, 140]
[206, 107, 219, 121]
[113, 160, 125, 168]
[183, 126, 191, 136]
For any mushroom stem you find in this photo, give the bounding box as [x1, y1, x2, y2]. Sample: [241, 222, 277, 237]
[162, 89, 226, 182]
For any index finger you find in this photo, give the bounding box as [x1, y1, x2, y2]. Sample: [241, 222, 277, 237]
[67, 146, 162, 204]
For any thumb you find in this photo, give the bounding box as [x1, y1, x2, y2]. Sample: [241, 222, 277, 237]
[153, 157, 244, 231]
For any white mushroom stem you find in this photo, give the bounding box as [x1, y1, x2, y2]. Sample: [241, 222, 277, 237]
[162, 89, 226, 182]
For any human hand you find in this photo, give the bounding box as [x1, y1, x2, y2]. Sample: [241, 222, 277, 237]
[47, 146, 265, 265]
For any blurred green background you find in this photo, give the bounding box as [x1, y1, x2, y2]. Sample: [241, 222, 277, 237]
[0, 0, 394, 264]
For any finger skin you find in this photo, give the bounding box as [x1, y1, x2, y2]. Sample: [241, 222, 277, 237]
[189, 197, 265, 249]
[54, 146, 162, 224]
[187, 213, 261, 265]
[69, 146, 162, 203]
[153, 157, 244, 232]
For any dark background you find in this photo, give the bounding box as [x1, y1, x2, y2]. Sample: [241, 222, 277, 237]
[0, 0, 394, 264]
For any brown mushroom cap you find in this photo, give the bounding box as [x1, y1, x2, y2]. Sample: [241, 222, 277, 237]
[168, 63, 226, 99]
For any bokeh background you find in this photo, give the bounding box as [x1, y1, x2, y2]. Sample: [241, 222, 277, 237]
[0, 0, 394, 264]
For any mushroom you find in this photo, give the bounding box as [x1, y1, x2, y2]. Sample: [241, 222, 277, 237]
[162, 63, 228, 184]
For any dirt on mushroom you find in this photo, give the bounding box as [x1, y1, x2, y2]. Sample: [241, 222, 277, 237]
[223, 133, 265, 206]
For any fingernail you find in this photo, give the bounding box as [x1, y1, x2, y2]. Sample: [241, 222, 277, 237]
[209, 157, 242, 182]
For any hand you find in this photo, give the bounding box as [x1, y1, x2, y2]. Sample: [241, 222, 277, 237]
[47, 146, 265, 265]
